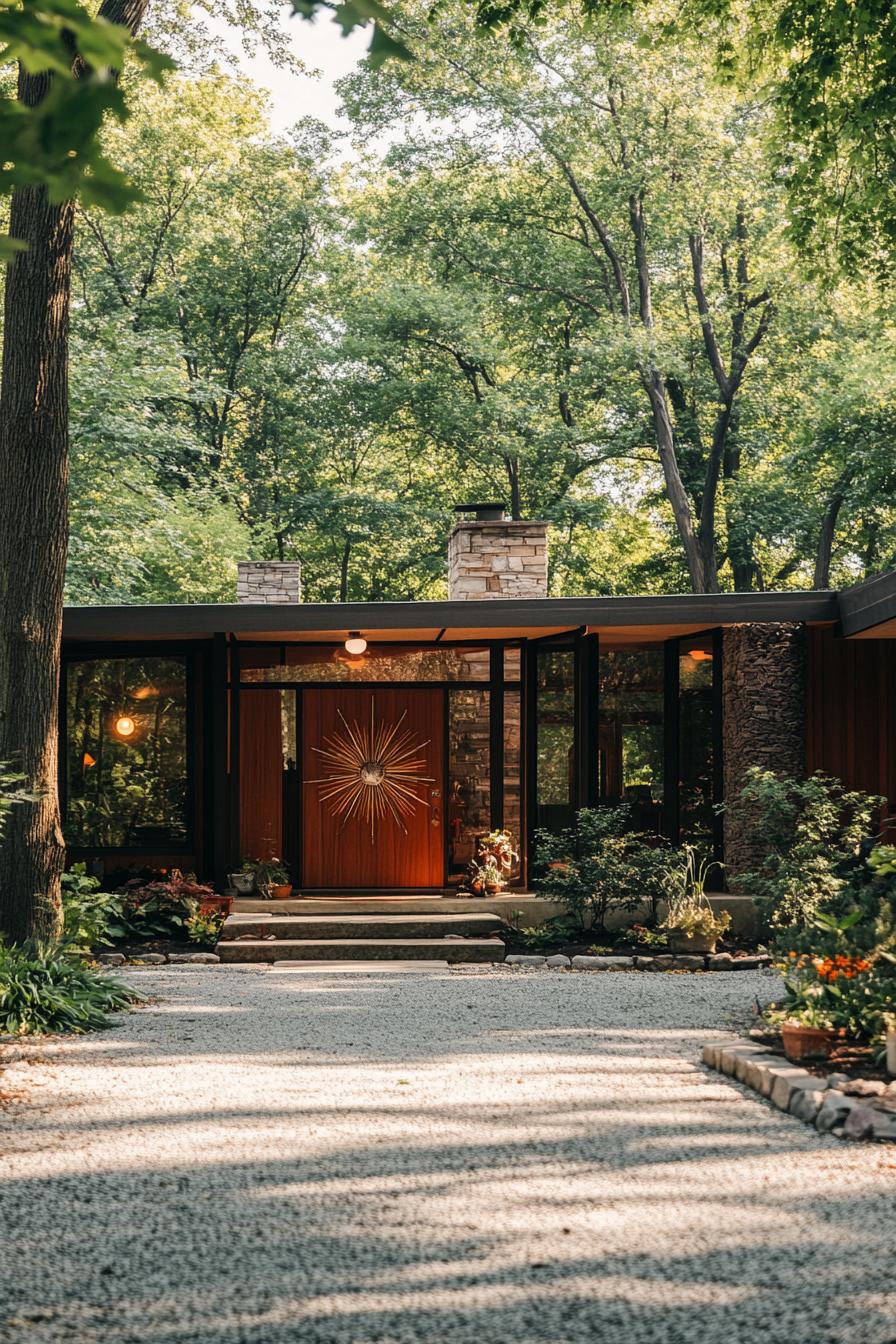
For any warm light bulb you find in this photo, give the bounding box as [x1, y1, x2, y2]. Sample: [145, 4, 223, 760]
[688, 649, 713, 662]
[115, 715, 136, 738]
[344, 633, 367, 656]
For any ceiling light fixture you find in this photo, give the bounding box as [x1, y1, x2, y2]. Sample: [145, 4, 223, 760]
[688, 649, 713, 662]
[344, 632, 367, 656]
[114, 715, 136, 738]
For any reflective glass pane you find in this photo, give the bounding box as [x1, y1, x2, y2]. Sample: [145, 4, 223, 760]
[447, 689, 490, 875]
[65, 657, 189, 847]
[599, 647, 664, 834]
[535, 648, 575, 831]
[241, 644, 490, 683]
[679, 636, 715, 847]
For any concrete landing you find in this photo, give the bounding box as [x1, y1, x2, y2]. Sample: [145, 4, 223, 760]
[220, 912, 505, 941]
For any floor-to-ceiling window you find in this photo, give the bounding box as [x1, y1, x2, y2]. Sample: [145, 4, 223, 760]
[598, 645, 665, 834]
[64, 655, 191, 849]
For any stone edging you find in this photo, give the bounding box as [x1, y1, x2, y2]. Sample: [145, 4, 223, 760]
[702, 1038, 896, 1141]
[505, 953, 771, 971]
[98, 952, 220, 967]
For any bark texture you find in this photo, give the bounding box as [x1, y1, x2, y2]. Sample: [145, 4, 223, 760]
[0, 178, 74, 941]
[722, 623, 807, 883]
[0, 0, 149, 941]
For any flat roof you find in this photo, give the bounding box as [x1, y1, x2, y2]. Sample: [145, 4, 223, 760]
[839, 568, 896, 638]
[62, 589, 841, 643]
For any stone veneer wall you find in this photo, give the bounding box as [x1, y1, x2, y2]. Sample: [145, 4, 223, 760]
[722, 622, 807, 882]
[237, 560, 302, 604]
[448, 520, 548, 600]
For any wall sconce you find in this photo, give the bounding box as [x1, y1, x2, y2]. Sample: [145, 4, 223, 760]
[114, 715, 136, 738]
[344, 632, 368, 656]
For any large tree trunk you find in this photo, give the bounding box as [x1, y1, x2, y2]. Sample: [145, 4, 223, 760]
[0, 169, 74, 942]
[0, 1, 149, 942]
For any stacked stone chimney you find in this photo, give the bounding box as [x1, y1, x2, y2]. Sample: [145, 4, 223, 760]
[448, 504, 549, 600]
[236, 560, 302, 604]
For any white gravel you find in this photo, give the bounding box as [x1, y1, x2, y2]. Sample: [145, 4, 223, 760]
[1, 965, 894, 1344]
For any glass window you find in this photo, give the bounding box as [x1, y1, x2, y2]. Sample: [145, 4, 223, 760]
[599, 647, 664, 834]
[535, 648, 575, 831]
[65, 657, 189, 848]
[447, 689, 490, 875]
[679, 636, 716, 848]
[240, 644, 490, 683]
[503, 689, 522, 875]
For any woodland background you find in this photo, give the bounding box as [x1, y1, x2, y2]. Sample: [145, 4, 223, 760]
[57, 0, 896, 604]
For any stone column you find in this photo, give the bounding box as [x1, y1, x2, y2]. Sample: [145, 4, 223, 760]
[448, 515, 549, 600]
[722, 622, 807, 881]
[236, 560, 302, 604]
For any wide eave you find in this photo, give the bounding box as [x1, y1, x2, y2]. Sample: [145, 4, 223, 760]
[62, 589, 842, 643]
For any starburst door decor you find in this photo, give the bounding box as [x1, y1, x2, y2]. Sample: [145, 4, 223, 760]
[308, 697, 434, 840]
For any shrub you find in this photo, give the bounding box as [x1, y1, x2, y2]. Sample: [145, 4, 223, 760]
[116, 869, 211, 940]
[730, 769, 882, 929]
[0, 941, 141, 1036]
[61, 865, 125, 954]
[186, 904, 225, 946]
[532, 807, 674, 934]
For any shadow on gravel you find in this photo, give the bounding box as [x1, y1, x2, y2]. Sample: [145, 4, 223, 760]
[1, 968, 892, 1344]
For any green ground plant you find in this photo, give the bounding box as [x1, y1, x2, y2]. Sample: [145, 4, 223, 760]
[0, 941, 141, 1036]
[60, 865, 124, 954]
[532, 807, 675, 934]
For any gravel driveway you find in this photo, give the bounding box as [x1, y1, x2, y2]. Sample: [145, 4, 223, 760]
[1, 965, 894, 1344]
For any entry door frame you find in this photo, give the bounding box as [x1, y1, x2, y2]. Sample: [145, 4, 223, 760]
[297, 684, 450, 892]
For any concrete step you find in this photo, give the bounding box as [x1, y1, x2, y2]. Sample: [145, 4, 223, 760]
[215, 938, 506, 964]
[220, 912, 505, 941]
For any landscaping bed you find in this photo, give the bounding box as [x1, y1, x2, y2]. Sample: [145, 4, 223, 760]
[703, 1037, 896, 1141]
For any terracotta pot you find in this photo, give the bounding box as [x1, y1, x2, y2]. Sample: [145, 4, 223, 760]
[668, 929, 717, 955]
[485, 881, 502, 895]
[270, 884, 293, 900]
[781, 1023, 838, 1062]
[200, 895, 233, 918]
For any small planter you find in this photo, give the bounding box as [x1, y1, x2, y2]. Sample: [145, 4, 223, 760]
[269, 883, 293, 900]
[485, 881, 503, 895]
[229, 872, 255, 896]
[199, 894, 233, 918]
[781, 1022, 838, 1062]
[886, 1027, 896, 1077]
[667, 929, 717, 955]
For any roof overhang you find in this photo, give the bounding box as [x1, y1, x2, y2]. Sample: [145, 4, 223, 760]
[838, 569, 896, 638]
[62, 590, 841, 644]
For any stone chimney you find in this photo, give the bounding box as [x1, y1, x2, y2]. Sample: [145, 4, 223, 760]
[237, 560, 302, 604]
[448, 503, 549, 600]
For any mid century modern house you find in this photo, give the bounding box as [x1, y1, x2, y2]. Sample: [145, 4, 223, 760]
[61, 505, 896, 912]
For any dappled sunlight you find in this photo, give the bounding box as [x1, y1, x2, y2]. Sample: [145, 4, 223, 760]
[1, 968, 892, 1343]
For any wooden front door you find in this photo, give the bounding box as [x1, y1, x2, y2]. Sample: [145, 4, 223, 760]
[301, 688, 445, 888]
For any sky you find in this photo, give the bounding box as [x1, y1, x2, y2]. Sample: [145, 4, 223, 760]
[219, 11, 372, 138]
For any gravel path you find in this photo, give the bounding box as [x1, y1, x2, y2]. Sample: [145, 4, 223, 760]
[1, 965, 894, 1344]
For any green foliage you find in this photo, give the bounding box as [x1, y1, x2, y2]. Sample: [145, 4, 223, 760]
[533, 806, 673, 933]
[60, 863, 124, 953]
[0, 0, 173, 256]
[0, 939, 140, 1035]
[185, 906, 225, 946]
[115, 871, 211, 941]
[730, 769, 882, 929]
[518, 917, 576, 950]
[661, 844, 730, 938]
[0, 764, 38, 839]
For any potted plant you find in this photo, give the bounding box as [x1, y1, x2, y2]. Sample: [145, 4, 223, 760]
[780, 1007, 840, 1062]
[254, 858, 292, 900]
[662, 845, 730, 953]
[228, 861, 256, 896]
[464, 830, 518, 897]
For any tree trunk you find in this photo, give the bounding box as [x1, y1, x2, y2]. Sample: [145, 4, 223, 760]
[0, 0, 149, 942]
[0, 176, 74, 941]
